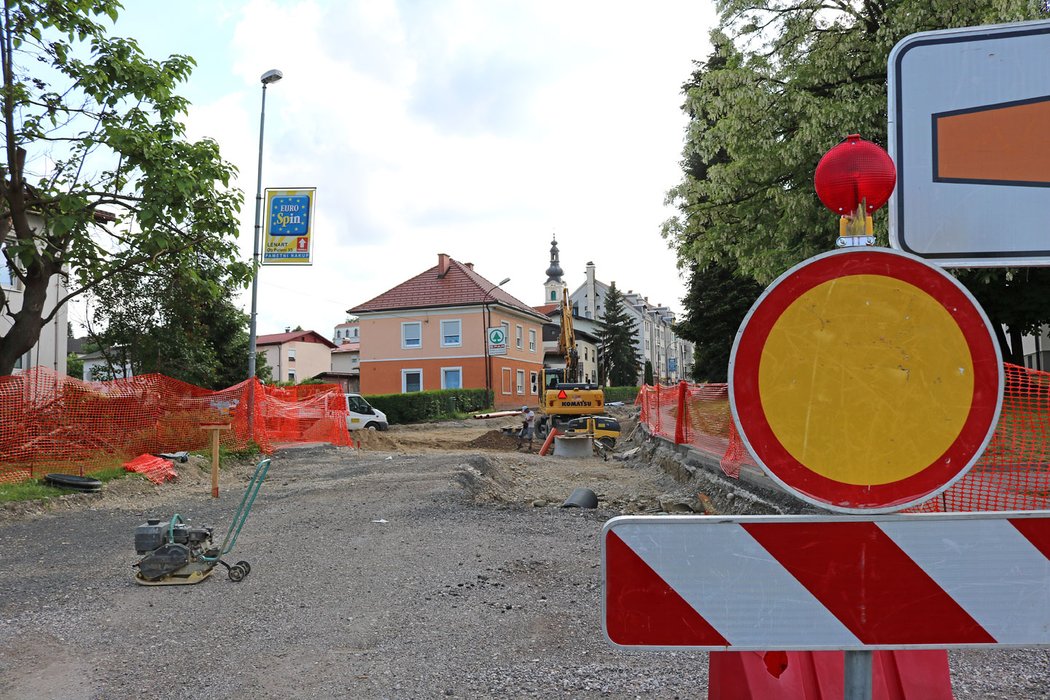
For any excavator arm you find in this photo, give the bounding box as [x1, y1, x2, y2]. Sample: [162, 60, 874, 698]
[558, 289, 579, 383]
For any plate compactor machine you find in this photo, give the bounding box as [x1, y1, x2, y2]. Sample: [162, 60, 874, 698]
[133, 458, 271, 586]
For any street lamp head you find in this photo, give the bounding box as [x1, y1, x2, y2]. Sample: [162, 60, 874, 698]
[261, 69, 283, 85]
[499, 277, 511, 286]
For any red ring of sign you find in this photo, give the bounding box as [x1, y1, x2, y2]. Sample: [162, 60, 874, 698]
[731, 249, 1002, 511]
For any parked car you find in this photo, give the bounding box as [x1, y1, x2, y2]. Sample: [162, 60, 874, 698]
[344, 393, 388, 431]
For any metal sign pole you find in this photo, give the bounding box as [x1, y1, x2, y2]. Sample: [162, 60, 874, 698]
[844, 650, 872, 700]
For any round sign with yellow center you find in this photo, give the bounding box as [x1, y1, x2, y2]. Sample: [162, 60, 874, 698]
[729, 247, 1002, 513]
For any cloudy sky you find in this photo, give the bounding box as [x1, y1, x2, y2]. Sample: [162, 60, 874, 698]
[77, 1, 718, 337]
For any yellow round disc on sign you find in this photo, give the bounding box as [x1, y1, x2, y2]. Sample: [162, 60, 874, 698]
[758, 274, 973, 486]
[729, 247, 1003, 513]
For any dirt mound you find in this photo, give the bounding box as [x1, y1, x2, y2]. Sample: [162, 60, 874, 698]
[350, 429, 403, 450]
[467, 430, 520, 451]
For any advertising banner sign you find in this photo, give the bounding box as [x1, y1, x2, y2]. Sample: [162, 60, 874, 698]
[263, 188, 316, 265]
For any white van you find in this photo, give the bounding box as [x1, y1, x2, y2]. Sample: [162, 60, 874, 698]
[344, 393, 389, 431]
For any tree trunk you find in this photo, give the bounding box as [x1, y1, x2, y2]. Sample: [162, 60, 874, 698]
[990, 322, 1011, 366]
[1007, 326, 1025, 366]
[0, 271, 49, 376]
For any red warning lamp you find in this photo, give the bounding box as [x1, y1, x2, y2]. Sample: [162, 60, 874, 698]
[814, 134, 896, 245]
[814, 134, 896, 215]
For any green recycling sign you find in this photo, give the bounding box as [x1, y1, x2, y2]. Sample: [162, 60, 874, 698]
[487, 327, 507, 356]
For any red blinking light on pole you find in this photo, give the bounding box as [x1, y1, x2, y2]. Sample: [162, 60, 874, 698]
[814, 134, 897, 247]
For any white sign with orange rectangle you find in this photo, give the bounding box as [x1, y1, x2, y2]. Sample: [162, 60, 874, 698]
[888, 19, 1050, 266]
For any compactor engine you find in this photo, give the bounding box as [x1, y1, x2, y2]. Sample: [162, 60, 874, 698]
[134, 518, 217, 581]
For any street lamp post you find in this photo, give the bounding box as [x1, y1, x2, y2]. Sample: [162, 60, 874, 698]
[246, 69, 281, 441]
[482, 277, 510, 404]
[247, 68, 283, 380]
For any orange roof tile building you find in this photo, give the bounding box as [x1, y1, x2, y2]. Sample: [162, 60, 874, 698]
[349, 254, 548, 408]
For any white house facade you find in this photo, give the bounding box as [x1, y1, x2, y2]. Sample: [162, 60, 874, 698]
[1, 215, 68, 376]
[568, 260, 692, 384]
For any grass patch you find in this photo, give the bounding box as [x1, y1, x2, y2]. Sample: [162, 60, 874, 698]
[0, 467, 134, 503]
[0, 462, 152, 504]
[0, 479, 77, 503]
[92, 466, 133, 482]
[191, 441, 262, 469]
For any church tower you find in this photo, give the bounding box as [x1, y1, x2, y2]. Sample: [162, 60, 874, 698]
[543, 235, 566, 304]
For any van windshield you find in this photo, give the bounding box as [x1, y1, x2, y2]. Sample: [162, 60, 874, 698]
[348, 396, 371, 413]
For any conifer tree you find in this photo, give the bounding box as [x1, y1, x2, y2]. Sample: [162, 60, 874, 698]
[598, 282, 641, 387]
[676, 261, 764, 382]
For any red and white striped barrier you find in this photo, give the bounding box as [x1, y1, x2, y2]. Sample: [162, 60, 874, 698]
[602, 512, 1050, 650]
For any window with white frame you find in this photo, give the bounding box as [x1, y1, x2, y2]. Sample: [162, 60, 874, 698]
[402, 368, 423, 393]
[287, 369, 296, 382]
[287, 347, 296, 362]
[402, 322, 422, 349]
[528, 329, 536, 352]
[516, 369, 525, 394]
[441, 367, 462, 390]
[515, 325, 523, 349]
[530, 371, 538, 395]
[500, 321, 509, 343]
[440, 319, 462, 347]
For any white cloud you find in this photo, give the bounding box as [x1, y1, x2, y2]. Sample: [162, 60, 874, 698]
[163, 0, 717, 337]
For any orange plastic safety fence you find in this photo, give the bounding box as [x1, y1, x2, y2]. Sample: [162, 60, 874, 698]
[0, 367, 352, 485]
[909, 363, 1050, 513]
[637, 363, 1050, 512]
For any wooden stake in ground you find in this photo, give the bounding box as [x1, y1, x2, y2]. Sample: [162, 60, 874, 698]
[201, 423, 231, 498]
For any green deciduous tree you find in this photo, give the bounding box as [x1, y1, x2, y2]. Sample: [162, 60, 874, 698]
[64, 320, 83, 377]
[664, 1, 1050, 362]
[0, 1, 249, 376]
[85, 253, 270, 388]
[676, 260, 764, 382]
[956, 267, 1050, 365]
[598, 282, 640, 387]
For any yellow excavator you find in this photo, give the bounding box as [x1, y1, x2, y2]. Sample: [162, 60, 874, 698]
[537, 290, 618, 444]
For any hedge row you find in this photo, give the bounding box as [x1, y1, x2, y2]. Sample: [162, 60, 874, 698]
[361, 387, 641, 425]
[603, 386, 639, 404]
[363, 388, 492, 424]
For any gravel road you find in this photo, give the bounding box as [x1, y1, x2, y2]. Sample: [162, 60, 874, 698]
[0, 419, 1047, 699]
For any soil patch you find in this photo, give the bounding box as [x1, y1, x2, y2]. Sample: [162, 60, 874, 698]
[467, 429, 521, 451]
